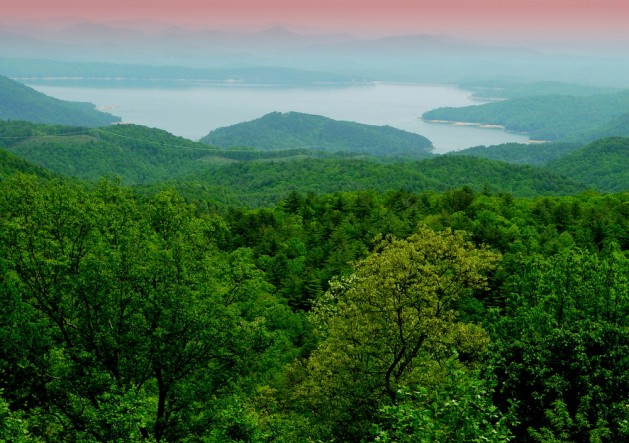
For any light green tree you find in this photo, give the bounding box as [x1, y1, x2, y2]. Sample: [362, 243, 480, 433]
[295, 226, 501, 441]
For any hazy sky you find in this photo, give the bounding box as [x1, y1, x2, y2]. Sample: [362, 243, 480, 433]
[4, 0, 629, 41]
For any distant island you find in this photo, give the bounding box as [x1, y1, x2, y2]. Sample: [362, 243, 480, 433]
[201, 111, 434, 158]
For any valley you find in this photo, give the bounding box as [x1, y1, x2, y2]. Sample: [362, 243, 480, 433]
[1, 9, 629, 443]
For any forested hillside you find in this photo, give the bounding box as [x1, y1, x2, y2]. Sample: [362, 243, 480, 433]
[579, 111, 629, 142]
[163, 155, 585, 207]
[1, 122, 219, 184]
[454, 141, 584, 166]
[547, 137, 629, 192]
[2, 7, 629, 443]
[1, 173, 627, 442]
[0, 147, 56, 179]
[1, 121, 586, 206]
[200, 111, 434, 157]
[422, 90, 629, 141]
[0, 74, 120, 126]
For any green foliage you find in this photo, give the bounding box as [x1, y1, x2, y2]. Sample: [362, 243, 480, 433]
[294, 227, 500, 441]
[0, 175, 301, 442]
[200, 111, 434, 157]
[0, 74, 120, 126]
[579, 111, 629, 142]
[1, 165, 629, 441]
[489, 247, 629, 442]
[423, 90, 629, 141]
[0, 147, 55, 179]
[0, 120, 591, 205]
[0, 390, 43, 443]
[165, 155, 585, 207]
[1, 121, 220, 185]
[454, 142, 584, 166]
[548, 137, 629, 192]
[372, 364, 513, 443]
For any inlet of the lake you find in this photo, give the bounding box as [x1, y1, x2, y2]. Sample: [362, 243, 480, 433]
[27, 81, 530, 153]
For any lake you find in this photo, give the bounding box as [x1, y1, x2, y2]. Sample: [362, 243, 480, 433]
[28, 82, 530, 153]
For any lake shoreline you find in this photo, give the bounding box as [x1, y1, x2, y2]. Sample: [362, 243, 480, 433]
[26, 82, 532, 150]
[421, 117, 549, 144]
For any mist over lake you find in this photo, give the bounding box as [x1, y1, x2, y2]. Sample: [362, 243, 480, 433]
[27, 82, 530, 153]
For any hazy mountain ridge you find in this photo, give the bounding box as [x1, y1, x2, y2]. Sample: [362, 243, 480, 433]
[3, 20, 629, 86]
[3, 58, 366, 87]
[462, 80, 622, 100]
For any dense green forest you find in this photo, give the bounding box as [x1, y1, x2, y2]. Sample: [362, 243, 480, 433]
[1, 79, 629, 442]
[1, 121, 588, 207]
[454, 141, 584, 166]
[578, 111, 629, 143]
[160, 155, 585, 207]
[455, 137, 629, 193]
[422, 90, 629, 141]
[1, 171, 628, 442]
[0, 122, 219, 184]
[0, 75, 120, 126]
[200, 112, 433, 158]
[547, 137, 629, 192]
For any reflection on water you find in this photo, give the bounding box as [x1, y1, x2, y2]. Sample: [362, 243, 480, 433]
[28, 82, 530, 153]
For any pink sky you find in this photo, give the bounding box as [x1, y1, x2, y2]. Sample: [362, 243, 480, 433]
[3, 0, 629, 40]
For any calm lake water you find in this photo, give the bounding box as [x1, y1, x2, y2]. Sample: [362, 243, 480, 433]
[29, 82, 529, 154]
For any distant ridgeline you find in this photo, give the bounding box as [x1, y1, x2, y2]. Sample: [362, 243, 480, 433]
[459, 80, 622, 100]
[0, 74, 120, 126]
[200, 111, 434, 158]
[423, 89, 629, 141]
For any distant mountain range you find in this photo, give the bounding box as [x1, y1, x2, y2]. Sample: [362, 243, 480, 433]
[3, 21, 629, 86]
[0, 22, 355, 63]
[0, 74, 120, 126]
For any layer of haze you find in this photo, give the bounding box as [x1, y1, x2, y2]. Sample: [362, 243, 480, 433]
[5, 0, 629, 42]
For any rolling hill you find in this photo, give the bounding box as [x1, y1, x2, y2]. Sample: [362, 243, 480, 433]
[148, 155, 586, 207]
[0, 74, 120, 126]
[422, 90, 629, 141]
[453, 142, 584, 166]
[547, 137, 629, 192]
[0, 121, 217, 184]
[200, 112, 434, 158]
[0, 147, 55, 180]
[578, 112, 629, 143]
[1, 120, 586, 207]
